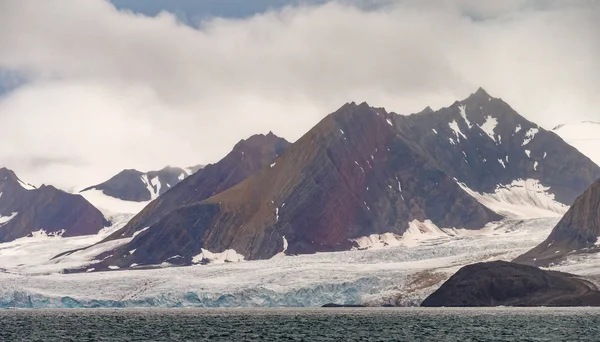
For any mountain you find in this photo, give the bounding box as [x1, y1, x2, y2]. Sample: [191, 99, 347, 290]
[552, 121, 600, 166]
[81, 166, 192, 203]
[80, 88, 600, 270]
[88, 101, 501, 270]
[0, 168, 108, 242]
[421, 261, 600, 307]
[515, 178, 600, 266]
[105, 132, 291, 239]
[394, 88, 600, 216]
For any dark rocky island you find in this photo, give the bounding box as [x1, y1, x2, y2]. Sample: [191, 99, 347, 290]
[421, 261, 600, 307]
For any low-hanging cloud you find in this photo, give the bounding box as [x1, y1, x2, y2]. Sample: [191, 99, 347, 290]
[0, 0, 598, 190]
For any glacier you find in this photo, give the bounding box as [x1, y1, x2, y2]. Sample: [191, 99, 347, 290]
[4, 217, 594, 309]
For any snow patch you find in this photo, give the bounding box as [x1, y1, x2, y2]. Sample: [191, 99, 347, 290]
[17, 179, 36, 190]
[522, 128, 539, 146]
[458, 105, 471, 128]
[192, 249, 244, 264]
[273, 236, 289, 258]
[133, 227, 150, 238]
[0, 212, 18, 225]
[270, 162, 276, 168]
[498, 159, 506, 168]
[80, 189, 150, 216]
[479, 116, 499, 143]
[448, 120, 466, 140]
[457, 179, 567, 219]
[525, 150, 531, 158]
[432, 129, 438, 135]
[141, 175, 159, 200]
[150, 176, 161, 198]
[386, 118, 393, 127]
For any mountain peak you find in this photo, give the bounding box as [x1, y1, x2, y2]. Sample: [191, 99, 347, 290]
[0, 167, 36, 190]
[473, 87, 491, 98]
[0, 167, 18, 182]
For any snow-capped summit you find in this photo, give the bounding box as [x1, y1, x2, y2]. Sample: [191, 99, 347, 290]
[552, 121, 600, 166]
[81, 166, 191, 203]
[0, 167, 108, 242]
[396, 88, 600, 213]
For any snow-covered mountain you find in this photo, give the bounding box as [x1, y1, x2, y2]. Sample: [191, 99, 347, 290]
[395, 88, 600, 212]
[552, 121, 600, 166]
[80, 88, 600, 271]
[79, 166, 203, 216]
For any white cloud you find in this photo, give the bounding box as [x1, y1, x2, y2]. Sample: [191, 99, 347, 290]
[0, 0, 598, 190]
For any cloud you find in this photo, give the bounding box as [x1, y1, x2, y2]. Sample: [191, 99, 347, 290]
[0, 0, 598, 190]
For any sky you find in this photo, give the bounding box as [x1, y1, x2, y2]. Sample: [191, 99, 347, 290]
[0, 0, 598, 191]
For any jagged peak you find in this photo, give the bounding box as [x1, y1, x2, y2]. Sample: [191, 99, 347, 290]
[156, 165, 185, 173]
[0, 167, 36, 190]
[116, 169, 144, 176]
[474, 87, 491, 98]
[233, 132, 289, 153]
[460, 87, 495, 104]
[420, 106, 434, 114]
[0, 167, 19, 180]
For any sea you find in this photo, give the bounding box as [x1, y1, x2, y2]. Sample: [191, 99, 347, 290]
[1, 307, 599, 341]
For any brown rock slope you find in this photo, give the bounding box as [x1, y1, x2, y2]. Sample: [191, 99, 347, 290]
[515, 179, 600, 266]
[0, 168, 108, 242]
[91, 102, 501, 269]
[104, 132, 291, 240]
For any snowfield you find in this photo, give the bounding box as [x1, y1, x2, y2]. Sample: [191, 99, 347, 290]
[3, 216, 591, 308]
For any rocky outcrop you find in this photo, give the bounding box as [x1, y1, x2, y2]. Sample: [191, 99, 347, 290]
[515, 179, 600, 266]
[395, 88, 600, 206]
[421, 261, 600, 307]
[0, 168, 108, 242]
[89, 102, 500, 270]
[80, 166, 191, 202]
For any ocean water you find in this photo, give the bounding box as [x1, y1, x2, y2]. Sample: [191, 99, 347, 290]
[1, 307, 599, 341]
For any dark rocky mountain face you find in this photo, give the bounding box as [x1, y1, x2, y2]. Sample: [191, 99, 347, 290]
[108, 132, 291, 240]
[80, 166, 191, 202]
[397, 88, 600, 205]
[515, 179, 600, 266]
[422, 261, 600, 307]
[0, 168, 108, 242]
[89, 102, 500, 270]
